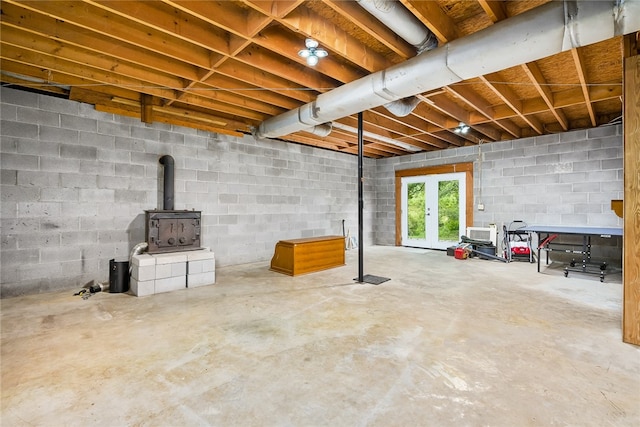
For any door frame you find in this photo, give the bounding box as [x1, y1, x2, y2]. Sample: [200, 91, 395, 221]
[395, 162, 474, 247]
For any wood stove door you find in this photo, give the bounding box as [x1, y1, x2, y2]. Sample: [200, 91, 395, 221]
[157, 219, 178, 248]
[177, 218, 200, 247]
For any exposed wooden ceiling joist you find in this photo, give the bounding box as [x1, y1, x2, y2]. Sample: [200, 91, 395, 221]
[0, 0, 630, 158]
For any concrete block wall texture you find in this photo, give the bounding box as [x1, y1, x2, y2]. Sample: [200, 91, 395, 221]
[374, 125, 624, 265]
[1, 87, 374, 297]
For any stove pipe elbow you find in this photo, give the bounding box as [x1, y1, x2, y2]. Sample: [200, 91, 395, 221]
[159, 155, 175, 210]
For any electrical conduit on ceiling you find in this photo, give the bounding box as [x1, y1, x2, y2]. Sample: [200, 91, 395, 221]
[255, 0, 640, 140]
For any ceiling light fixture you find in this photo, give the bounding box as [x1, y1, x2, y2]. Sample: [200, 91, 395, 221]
[454, 122, 470, 134]
[298, 38, 328, 66]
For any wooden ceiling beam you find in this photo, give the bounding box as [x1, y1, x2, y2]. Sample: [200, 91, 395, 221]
[252, 27, 363, 84]
[280, 6, 394, 73]
[109, 95, 251, 131]
[164, 91, 269, 122]
[2, 7, 309, 114]
[339, 115, 448, 150]
[141, 94, 153, 124]
[160, 0, 355, 95]
[443, 86, 503, 140]
[153, 116, 244, 137]
[471, 124, 505, 142]
[241, 0, 305, 19]
[417, 93, 506, 141]
[404, 106, 454, 136]
[0, 0, 626, 158]
[212, 59, 315, 104]
[587, 82, 623, 103]
[190, 79, 301, 111]
[354, 141, 407, 156]
[0, 74, 68, 96]
[469, 104, 521, 138]
[400, 0, 459, 43]
[392, 135, 446, 151]
[477, 0, 508, 23]
[284, 133, 387, 158]
[0, 43, 175, 100]
[552, 83, 622, 109]
[326, 132, 402, 158]
[363, 108, 452, 147]
[273, 134, 349, 153]
[90, 0, 231, 54]
[444, 85, 495, 122]
[571, 47, 597, 127]
[521, 62, 569, 131]
[326, 129, 399, 154]
[488, 83, 622, 120]
[297, 133, 352, 149]
[10, 0, 216, 69]
[1, 28, 284, 120]
[0, 5, 203, 83]
[66, 85, 250, 135]
[1, 31, 183, 95]
[409, 103, 457, 131]
[162, 0, 262, 39]
[233, 43, 339, 91]
[480, 74, 544, 134]
[323, 0, 415, 59]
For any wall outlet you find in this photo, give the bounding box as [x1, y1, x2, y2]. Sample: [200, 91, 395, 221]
[477, 203, 485, 211]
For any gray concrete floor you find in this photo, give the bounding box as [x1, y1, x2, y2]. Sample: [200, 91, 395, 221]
[2, 246, 639, 426]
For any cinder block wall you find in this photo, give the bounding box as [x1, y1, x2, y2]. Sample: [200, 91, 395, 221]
[375, 126, 624, 264]
[0, 88, 374, 297]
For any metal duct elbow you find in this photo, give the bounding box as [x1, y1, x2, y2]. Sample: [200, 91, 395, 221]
[357, 0, 438, 53]
[384, 97, 421, 117]
[415, 31, 439, 54]
[307, 123, 333, 137]
[130, 242, 149, 257]
[159, 155, 174, 210]
[129, 242, 148, 267]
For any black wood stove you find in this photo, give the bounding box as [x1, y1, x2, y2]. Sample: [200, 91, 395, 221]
[145, 155, 202, 254]
[145, 210, 201, 254]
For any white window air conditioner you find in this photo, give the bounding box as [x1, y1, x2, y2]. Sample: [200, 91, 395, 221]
[466, 225, 497, 247]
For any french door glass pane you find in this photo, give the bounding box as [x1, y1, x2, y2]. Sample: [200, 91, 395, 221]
[407, 182, 425, 239]
[438, 180, 460, 241]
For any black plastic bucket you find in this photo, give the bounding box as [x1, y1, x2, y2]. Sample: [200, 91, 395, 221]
[109, 259, 130, 293]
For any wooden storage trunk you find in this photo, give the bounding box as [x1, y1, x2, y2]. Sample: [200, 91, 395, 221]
[270, 236, 345, 276]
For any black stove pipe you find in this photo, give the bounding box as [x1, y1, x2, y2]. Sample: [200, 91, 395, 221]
[159, 155, 174, 210]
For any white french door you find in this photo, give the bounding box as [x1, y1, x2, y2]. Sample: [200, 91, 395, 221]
[400, 172, 466, 250]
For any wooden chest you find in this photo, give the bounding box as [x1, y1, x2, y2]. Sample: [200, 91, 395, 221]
[270, 236, 345, 276]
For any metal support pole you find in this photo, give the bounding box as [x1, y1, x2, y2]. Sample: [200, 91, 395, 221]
[358, 112, 364, 282]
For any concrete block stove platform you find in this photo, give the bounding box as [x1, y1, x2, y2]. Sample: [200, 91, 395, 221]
[130, 248, 215, 296]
